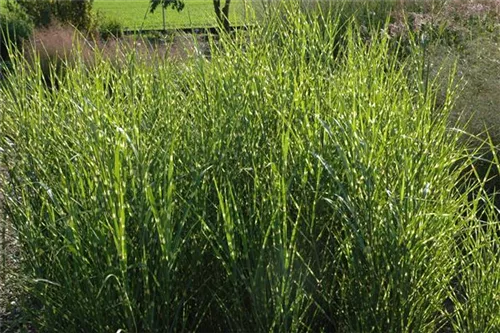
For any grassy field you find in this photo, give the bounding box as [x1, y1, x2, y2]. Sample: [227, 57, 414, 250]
[0, 0, 257, 30]
[94, 0, 256, 30]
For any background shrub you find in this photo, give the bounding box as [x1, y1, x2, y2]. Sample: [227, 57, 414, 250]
[99, 17, 124, 40]
[0, 10, 33, 62]
[7, 0, 94, 30]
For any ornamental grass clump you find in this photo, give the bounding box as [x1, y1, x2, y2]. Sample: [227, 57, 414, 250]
[1, 1, 499, 332]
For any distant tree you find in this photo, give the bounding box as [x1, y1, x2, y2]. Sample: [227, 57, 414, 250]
[150, 0, 233, 31]
[149, 0, 185, 14]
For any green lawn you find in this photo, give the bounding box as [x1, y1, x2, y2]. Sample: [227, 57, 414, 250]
[94, 0, 257, 30]
[0, 0, 259, 30]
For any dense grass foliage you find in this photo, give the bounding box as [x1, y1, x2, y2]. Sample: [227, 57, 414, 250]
[1, 2, 500, 332]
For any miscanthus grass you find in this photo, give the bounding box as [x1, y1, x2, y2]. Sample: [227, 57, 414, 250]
[1, 2, 499, 332]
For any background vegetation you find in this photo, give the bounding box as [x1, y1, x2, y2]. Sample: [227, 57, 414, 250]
[5, 0, 94, 29]
[0, 0, 256, 32]
[93, 0, 252, 30]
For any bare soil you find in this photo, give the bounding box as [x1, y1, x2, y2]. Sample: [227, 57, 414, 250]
[0, 167, 26, 332]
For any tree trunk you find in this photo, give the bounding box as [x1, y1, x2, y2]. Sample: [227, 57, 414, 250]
[221, 0, 231, 32]
[214, 0, 231, 32]
[213, 0, 221, 26]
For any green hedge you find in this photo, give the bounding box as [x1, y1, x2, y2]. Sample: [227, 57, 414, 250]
[0, 10, 33, 62]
